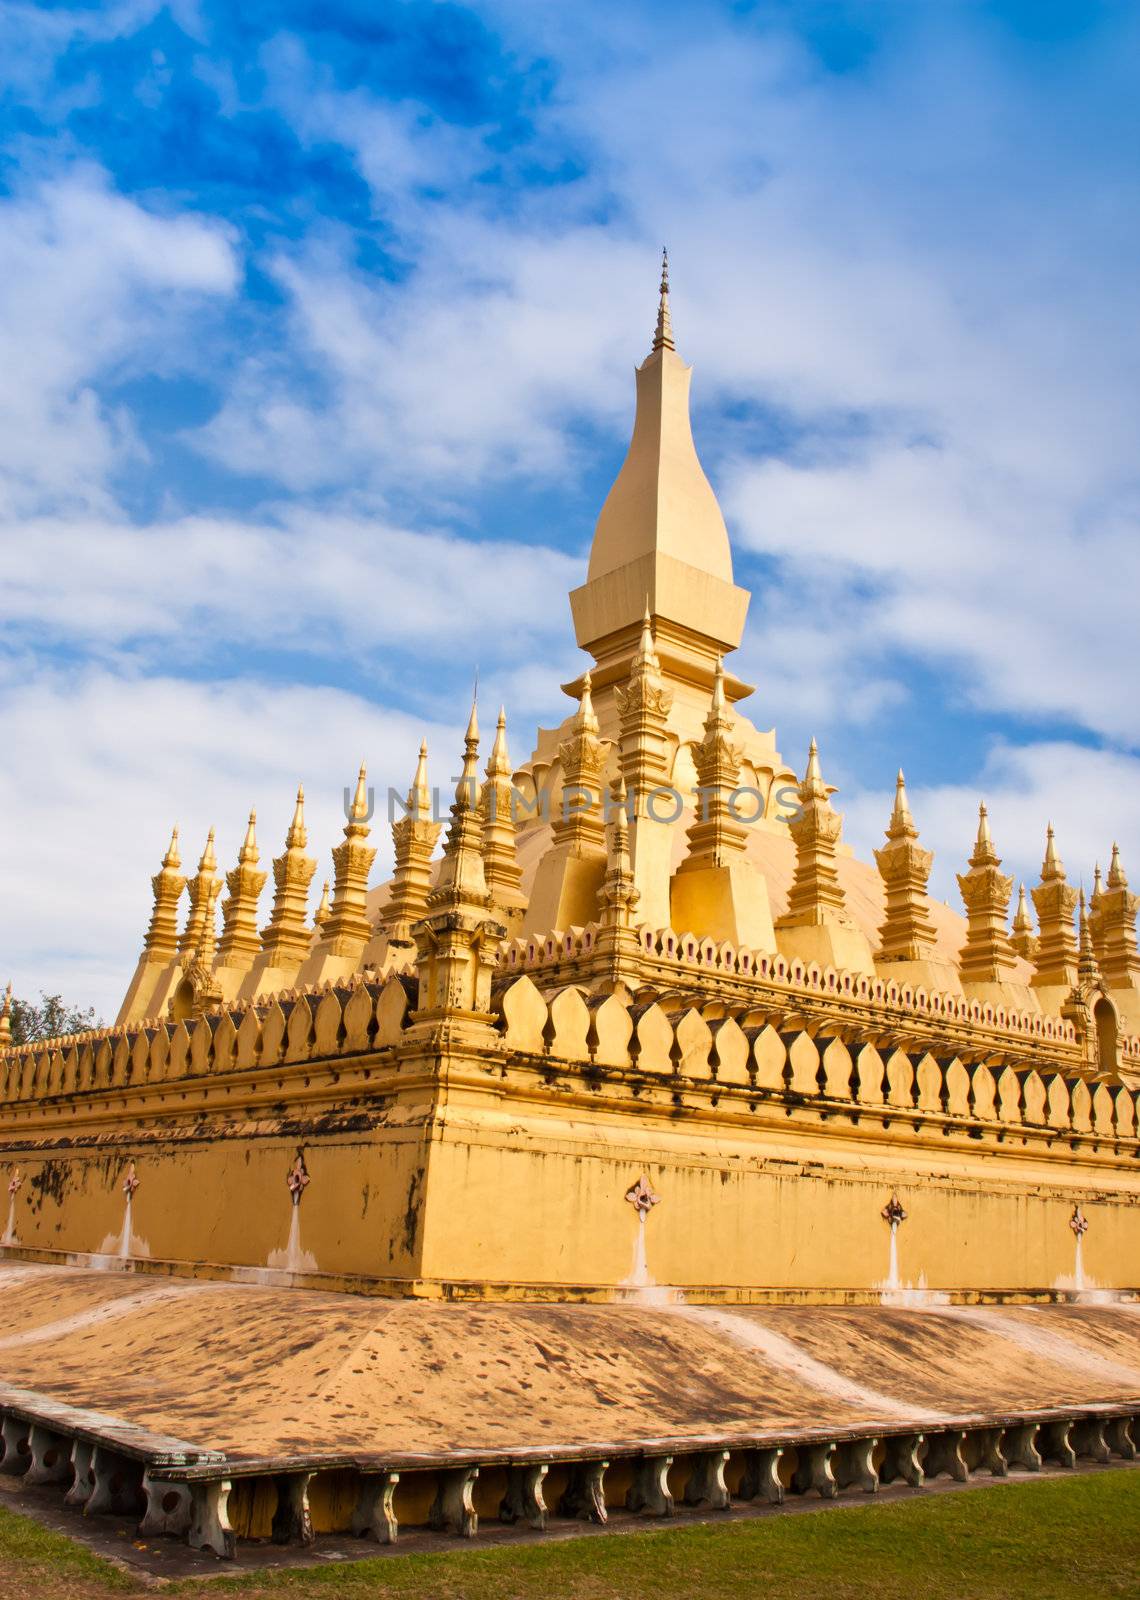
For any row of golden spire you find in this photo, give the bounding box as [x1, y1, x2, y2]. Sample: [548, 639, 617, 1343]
[140, 656, 1134, 990]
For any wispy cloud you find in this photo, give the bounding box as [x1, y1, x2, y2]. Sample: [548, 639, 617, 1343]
[0, 169, 236, 516]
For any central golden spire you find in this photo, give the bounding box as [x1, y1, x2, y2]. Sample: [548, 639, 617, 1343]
[569, 251, 750, 701]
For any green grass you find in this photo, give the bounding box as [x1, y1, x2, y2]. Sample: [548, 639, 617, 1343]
[2, 1473, 1138, 1599]
[0, 1502, 135, 1595]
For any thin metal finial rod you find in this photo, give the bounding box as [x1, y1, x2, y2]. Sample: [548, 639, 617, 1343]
[652, 245, 675, 354]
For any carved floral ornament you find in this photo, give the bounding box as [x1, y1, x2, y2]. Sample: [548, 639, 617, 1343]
[7, 1168, 21, 1199]
[1069, 1204, 1089, 1238]
[625, 1175, 661, 1216]
[121, 1162, 139, 1199]
[881, 1193, 907, 1229]
[287, 1153, 310, 1206]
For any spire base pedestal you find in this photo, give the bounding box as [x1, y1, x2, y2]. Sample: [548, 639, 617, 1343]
[874, 955, 964, 997]
[570, 555, 749, 689]
[775, 917, 875, 977]
[524, 849, 606, 939]
[670, 861, 775, 953]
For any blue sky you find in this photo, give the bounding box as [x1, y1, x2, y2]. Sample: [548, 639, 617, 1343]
[1, 0, 1138, 1016]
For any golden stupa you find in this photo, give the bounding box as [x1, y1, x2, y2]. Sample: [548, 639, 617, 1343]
[0, 260, 1136, 1560]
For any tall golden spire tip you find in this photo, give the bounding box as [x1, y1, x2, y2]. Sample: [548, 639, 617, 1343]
[651, 245, 675, 354]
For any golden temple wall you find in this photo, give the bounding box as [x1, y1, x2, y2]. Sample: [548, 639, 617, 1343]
[1, 949, 1137, 1301]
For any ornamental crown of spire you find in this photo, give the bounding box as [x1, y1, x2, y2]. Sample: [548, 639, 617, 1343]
[801, 738, 837, 804]
[198, 828, 217, 873]
[347, 762, 370, 827]
[1041, 823, 1065, 881]
[406, 740, 431, 819]
[632, 601, 661, 676]
[969, 803, 999, 868]
[1107, 841, 1127, 889]
[486, 708, 511, 781]
[651, 246, 674, 353]
[1077, 889, 1102, 986]
[577, 670, 599, 734]
[238, 810, 259, 865]
[454, 692, 480, 810]
[885, 769, 917, 841]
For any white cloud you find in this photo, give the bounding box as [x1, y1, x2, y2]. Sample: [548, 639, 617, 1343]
[0, 170, 237, 516]
[0, 511, 579, 680]
[193, 225, 656, 495]
[0, 2, 165, 104]
[725, 440, 1140, 747]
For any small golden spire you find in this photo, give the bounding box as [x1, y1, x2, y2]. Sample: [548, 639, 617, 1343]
[1096, 839, 1140, 986]
[348, 762, 369, 824]
[802, 738, 836, 803]
[480, 707, 525, 918]
[651, 246, 675, 354]
[177, 829, 222, 961]
[195, 879, 221, 969]
[711, 655, 726, 715]
[676, 652, 748, 878]
[321, 763, 377, 951]
[428, 699, 490, 911]
[776, 739, 852, 934]
[597, 774, 640, 969]
[1031, 822, 1078, 986]
[218, 808, 268, 970]
[486, 707, 511, 781]
[0, 983, 12, 1048]
[957, 807, 1017, 980]
[313, 881, 331, 931]
[977, 802, 991, 846]
[258, 786, 317, 966]
[874, 767, 936, 961]
[1010, 881, 1037, 962]
[611, 776, 631, 863]
[886, 769, 917, 840]
[633, 599, 659, 670]
[1092, 862, 1103, 901]
[408, 740, 431, 820]
[970, 802, 998, 866]
[1077, 889, 1102, 986]
[601, 776, 638, 921]
[381, 742, 443, 939]
[1041, 822, 1064, 881]
[141, 825, 188, 963]
[579, 669, 599, 734]
[238, 810, 259, 865]
[286, 785, 307, 849]
[455, 692, 480, 810]
[552, 675, 606, 857]
[1107, 841, 1127, 889]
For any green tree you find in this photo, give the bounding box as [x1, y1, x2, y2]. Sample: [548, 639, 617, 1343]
[8, 992, 102, 1047]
